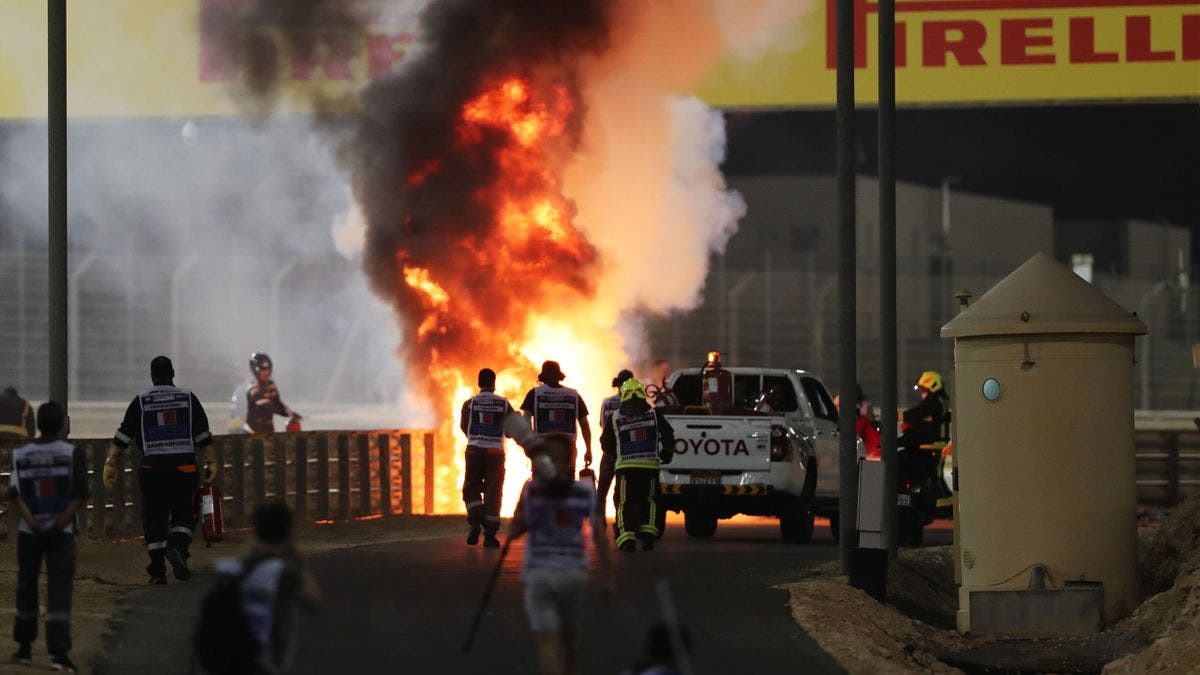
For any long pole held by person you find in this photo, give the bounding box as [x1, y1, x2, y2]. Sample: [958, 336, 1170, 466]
[461, 536, 513, 652]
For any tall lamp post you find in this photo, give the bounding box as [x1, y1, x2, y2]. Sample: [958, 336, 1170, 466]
[836, 0, 859, 574]
[49, 0, 69, 424]
[878, 0, 898, 554]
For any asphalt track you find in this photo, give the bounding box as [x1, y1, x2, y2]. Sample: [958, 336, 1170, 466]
[100, 517, 952, 674]
[292, 515, 846, 675]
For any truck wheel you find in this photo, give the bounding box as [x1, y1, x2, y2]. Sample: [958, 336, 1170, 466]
[828, 512, 840, 541]
[684, 510, 717, 538]
[779, 507, 815, 543]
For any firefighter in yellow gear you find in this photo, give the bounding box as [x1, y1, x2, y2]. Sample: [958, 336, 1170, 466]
[599, 379, 676, 553]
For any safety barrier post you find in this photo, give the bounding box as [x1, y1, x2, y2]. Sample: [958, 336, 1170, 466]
[273, 436, 287, 503]
[87, 442, 103, 537]
[232, 437, 246, 525]
[74, 442, 88, 538]
[400, 434, 413, 515]
[316, 434, 330, 520]
[378, 434, 392, 516]
[424, 433, 435, 515]
[214, 439, 226, 513]
[1, 444, 11, 539]
[1168, 431, 1180, 506]
[357, 433, 372, 516]
[252, 438, 266, 510]
[294, 435, 308, 519]
[337, 434, 351, 521]
[114, 444, 128, 533]
[129, 446, 143, 535]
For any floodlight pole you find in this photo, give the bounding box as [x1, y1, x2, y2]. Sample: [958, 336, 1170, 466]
[836, 0, 859, 574]
[49, 0, 69, 422]
[878, 0, 898, 555]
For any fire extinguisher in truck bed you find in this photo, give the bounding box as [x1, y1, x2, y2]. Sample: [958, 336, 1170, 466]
[701, 350, 733, 408]
[195, 482, 224, 547]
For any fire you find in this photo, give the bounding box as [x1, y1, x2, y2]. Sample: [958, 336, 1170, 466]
[396, 75, 627, 514]
[402, 266, 449, 307]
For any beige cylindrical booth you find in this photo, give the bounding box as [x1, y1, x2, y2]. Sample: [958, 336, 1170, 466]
[942, 252, 1146, 635]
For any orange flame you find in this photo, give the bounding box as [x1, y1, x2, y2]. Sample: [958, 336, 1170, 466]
[395, 75, 627, 514]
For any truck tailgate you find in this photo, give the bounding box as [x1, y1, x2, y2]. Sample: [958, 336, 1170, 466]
[664, 415, 773, 472]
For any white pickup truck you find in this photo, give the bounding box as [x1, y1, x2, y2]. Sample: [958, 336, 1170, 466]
[654, 367, 854, 542]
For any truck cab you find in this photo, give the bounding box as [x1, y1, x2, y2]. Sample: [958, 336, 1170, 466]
[655, 366, 855, 542]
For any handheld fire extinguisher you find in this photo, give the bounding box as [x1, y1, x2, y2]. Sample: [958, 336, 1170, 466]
[195, 481, 225, 547]
[700, 351, 733, 409]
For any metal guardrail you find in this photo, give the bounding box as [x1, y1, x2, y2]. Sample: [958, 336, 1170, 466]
[1135, 430, 1200, 506]
[1, 430, 437, 539]
[2, 427, 1188, 538]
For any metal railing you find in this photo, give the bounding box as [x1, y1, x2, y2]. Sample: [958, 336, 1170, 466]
[1, 430, 437, 540]
[1135, 430, 1200, 506]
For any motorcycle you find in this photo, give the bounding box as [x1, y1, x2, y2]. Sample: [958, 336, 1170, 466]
[896, 451, 938, 546]
[895, 417, 951, 546]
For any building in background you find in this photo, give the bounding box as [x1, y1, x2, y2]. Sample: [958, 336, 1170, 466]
[645, 174, 1196, 410]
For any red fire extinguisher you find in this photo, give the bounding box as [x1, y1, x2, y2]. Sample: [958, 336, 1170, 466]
[195, 482, 224, 547]
[701, 351, 733, 408]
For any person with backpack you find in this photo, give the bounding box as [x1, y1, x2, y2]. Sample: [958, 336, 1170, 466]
[195, 502, 321, 674]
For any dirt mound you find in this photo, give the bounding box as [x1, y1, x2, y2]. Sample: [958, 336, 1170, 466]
[1138, 495, 1200, 597]
[1105, 496, 1200, 672]
[787, 546, 970, 674]
[888, 547, 959, 630]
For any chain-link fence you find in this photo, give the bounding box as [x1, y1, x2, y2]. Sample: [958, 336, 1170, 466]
[0, 249, 401, 405]
[644, 262, 1200, 411]
[4, 249, 1196, 410]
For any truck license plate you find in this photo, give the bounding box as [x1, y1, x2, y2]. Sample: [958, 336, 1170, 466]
[897, 494, 912, 507]
[691, 472, 721, 485]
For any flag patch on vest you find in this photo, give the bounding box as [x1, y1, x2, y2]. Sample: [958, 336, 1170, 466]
[37, 479, 56, 496]
[157, 410, 178, 426]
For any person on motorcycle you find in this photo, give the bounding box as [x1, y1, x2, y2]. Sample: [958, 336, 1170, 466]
[897, 371, 950, 478]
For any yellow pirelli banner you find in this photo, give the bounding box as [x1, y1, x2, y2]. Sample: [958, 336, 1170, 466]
[700, 0, 1200, 106]
[0, 0, 1196, 119]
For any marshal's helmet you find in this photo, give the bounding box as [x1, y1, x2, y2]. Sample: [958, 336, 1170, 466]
[249, 352, 273, 376]
[916, 371, 943, 393]
[619, 378, 648, 402]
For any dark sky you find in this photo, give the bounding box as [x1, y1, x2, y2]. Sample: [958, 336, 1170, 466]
[723, 103, 1199, 237]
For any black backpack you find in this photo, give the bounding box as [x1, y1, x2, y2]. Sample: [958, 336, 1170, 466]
[193, 558, 264, 673]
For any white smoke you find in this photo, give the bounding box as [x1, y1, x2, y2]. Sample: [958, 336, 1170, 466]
[0, 117, 407, 425]
[331, 196, 367, 259]
[566, 0, 808, 319]
[715, 0, 811, 60]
